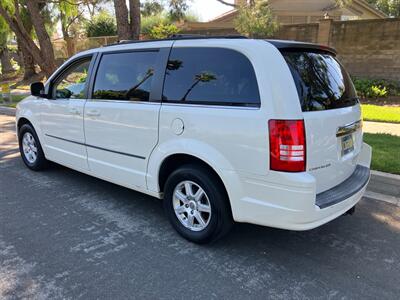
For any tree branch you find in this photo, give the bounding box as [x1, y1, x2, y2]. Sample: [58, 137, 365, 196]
[215, 0, 238, 8]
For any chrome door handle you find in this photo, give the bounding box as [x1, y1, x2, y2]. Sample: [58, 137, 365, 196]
[69, 107, 80, 115]
[86, 110, 101, 117]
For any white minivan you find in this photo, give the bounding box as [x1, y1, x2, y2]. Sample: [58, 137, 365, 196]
[16, 36, 371, 243]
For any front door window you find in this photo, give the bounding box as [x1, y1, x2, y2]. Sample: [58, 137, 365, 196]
[53, 59, 91, 99]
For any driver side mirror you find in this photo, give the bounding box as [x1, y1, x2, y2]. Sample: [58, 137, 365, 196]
[30, 82, 47, 98]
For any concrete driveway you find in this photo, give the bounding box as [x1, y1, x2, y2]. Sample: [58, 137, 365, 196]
[1, 113, 399, 299]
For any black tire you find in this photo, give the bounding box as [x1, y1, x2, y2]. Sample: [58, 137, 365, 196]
[164, 164, 233, 244]
[18, 123, 48, 171]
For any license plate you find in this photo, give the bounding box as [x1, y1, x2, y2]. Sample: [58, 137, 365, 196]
[341, 134, 354, 156]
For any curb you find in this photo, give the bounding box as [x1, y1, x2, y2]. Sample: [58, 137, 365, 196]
[371, 170, 400, 181]
[0, 106, 16, 116]
[364, 191, 400, 207]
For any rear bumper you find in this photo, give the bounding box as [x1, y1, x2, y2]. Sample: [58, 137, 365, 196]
[225, 143, 372, 230]
[316, 165, 370, 209]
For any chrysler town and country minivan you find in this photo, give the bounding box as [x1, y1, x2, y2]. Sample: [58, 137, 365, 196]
[16, 36, 372, 243]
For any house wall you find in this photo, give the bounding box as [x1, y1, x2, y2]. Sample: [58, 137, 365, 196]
[274, 18, 400, 81]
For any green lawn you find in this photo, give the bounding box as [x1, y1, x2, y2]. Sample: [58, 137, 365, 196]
[364, 133, 400, 175]
[1, 94, 28, 108]
[362, 104, 400, 124]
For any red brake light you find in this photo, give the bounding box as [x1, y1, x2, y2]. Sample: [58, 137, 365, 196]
[269, 120, 306, 172]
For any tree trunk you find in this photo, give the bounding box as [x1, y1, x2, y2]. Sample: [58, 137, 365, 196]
[60, 10, 75, 57]
[26, 0, 57, 76]
[0, 3, 52, 76]
[129, 0, 141, 40]
[0, 47, 15, 74]
[113, 0, 132, 40]
[65, 36, 75, 57]
[17, 37, 36, 80]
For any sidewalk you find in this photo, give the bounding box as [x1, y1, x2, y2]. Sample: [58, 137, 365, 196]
[366, 170, 400, 206]
[364, 121, 400, 136]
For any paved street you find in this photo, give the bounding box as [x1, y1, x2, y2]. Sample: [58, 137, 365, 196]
[1, 113, 399, 299]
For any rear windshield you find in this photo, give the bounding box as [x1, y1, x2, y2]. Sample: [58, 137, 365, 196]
[283, 51, 358, 112]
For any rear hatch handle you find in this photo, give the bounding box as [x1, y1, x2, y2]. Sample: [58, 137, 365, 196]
[336, 120, 362, 137]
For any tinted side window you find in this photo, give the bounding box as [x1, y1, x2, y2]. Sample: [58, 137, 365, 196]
[163, 47, 260, 106]
[93, 51, 157, 101]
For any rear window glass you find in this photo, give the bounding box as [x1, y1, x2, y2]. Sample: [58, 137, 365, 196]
[283, 51, 358, 111]
[163, 47, 260, 106]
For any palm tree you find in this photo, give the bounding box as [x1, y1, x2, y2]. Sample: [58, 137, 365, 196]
[181, 72, 217, 101]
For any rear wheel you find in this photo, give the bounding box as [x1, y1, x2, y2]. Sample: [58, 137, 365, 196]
[164, 164, 233, 244]
[18, 124, 48, 171]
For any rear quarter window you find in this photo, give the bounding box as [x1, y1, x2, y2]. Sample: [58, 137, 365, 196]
[283, 51, 358, 111]
[163, 47, 260, 107]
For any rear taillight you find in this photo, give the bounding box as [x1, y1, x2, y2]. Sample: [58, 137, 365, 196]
[268, 119, 306, 172]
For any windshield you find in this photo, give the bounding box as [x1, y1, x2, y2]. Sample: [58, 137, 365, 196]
[283, 51, 358, 112]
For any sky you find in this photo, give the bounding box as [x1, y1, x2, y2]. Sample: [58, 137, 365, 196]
[190, 0, 234, 21]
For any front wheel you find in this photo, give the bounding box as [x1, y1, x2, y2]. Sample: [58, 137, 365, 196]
[164, 164, 233, 244]
[18, 124, 48, 171]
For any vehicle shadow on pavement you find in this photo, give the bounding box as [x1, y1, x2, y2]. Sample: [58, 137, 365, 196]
[4, 156, 400, 250]
[23, 157, 400, 251]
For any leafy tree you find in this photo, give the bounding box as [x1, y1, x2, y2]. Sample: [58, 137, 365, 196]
[168, 0, 190, 21]
[0, 0, 57, 77]
[83, 0, 110, 18]
[234, 0, 278, 38]
[85, 11, 117, 37]
[366, 0, 400, 17]
[141, 1, 164, 17]
[0, 16, 14, 75]
[149, 22, 179, 39]
[59, 0, 84, 57]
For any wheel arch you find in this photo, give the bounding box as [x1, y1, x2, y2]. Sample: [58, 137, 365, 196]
[16, 102, 42, 139]
[157, 153, 234, 217]
[158, 153, 221, 192]
[17, 117, 34, 133]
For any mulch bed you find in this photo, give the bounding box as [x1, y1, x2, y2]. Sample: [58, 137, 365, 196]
[360, 96, 400, 106]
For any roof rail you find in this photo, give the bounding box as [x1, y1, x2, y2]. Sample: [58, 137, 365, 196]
[105, 34, 248, 47]
[168, 34, 248, 40]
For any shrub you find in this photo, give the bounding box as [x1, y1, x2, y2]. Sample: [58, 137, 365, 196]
[85, 11, 117, 37]
[352, 77, 400, 98]
[141, 14, 168, 36]
[149, 23, 180, 39]
[141, 13, 182, 39]
[370, 85, 388, 98]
